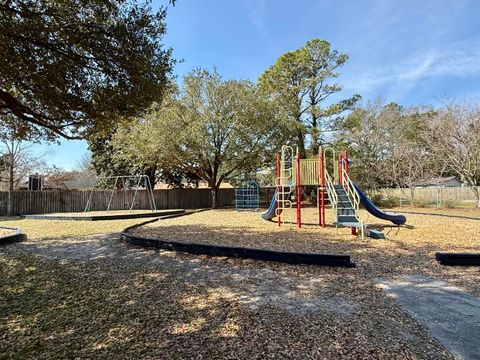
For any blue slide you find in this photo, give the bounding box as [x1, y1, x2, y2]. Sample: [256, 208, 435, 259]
[353, 183, 406, 225]
[261, 190, 279, 220]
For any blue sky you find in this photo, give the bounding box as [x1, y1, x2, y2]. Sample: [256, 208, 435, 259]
[36, 0, 480, 170]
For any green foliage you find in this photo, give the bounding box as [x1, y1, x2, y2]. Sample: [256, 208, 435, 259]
[372, 195, 401, 208]
[112, 69, 287, 207]
[88, 129, 158, 188]
[0, 0, 175, 140]
[258, 39, 360, 156]
[413, 199, 436, 208]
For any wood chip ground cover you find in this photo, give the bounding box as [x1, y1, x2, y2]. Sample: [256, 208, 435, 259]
[135, 208, 480, 296]
[0, 228, 16, 237]
[0, 217, 148, 240]
[1, 207, 477, 358]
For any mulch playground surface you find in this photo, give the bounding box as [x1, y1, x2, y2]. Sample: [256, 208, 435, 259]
[1, 207, 479, 359]
[133, 208, 480, 295]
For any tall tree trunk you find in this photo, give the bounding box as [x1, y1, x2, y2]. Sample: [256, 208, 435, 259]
[311, 136, 319, 155]
[297, 130, 306, 159]
[210, 159, 220, 209]
[7, 155, 13, 216]
[474, 187, 480, 208]
[144, 166, 156, 190]
[210, 185, 219, 209]
[310, 114, 320, 155]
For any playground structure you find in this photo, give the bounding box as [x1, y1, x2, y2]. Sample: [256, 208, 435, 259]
[84, 175, 157, 213]
[235, 181, 260, 211]
[261, 145, 406, 238]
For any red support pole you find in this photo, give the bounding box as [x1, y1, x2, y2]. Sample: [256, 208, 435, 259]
[344, 149, 349, 191]
[338, 154, 342, 185]
[344, 149, 349, 175]
[296, 148, 301, 228]
[276, 154, 281, 226]
[317, 153, 320, 226]
[317, 187, 321, 226]
[319, 151, 326, 227]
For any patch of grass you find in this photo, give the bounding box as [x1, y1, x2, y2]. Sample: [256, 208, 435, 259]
[3, 208, 477, 358]
[0, 254, 208, 359]
[439, 200, 457, 209]
[376, 195, 401, 208]
[0, 217, 145, 241]
[0, 239, 454, 359]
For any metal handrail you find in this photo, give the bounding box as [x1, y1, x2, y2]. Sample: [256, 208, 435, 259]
[323, 147, 338, 183]
[324, 169, 338, 217]
[341, 168, 360, 211]
[341, 166, 365, 239]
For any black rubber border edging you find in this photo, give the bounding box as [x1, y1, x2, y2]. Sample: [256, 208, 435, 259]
[0, 227, 26, 245]
[22, 209, 185, 221]
[436, 252, 480, 266]
[121, 211, 356, 268]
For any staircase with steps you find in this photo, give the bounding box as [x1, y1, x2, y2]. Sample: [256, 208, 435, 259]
[333, 185, 362, 228]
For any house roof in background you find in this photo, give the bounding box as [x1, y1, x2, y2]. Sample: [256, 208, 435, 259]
[154, 181, 234, 190]
[18, 179, 95, 190]
[415, 176, 462, 187]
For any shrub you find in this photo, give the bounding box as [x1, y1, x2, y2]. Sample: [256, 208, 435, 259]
[440, 200, 457, 209]
[413, 199, 436, 208]
[370, 194, 400, 208]
[370, 194, 383, 206]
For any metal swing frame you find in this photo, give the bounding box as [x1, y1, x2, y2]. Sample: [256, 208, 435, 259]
[84, 175, 157, 213]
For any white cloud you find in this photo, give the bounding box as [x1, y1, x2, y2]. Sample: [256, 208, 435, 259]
[344, 39, 480, 101]
[245, 0, 267, 34]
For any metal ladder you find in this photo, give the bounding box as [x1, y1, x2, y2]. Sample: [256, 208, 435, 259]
[276, 145, 294, 224]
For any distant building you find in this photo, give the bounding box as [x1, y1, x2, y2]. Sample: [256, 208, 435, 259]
[28, 175, 43, 190]
[415, 176, 463, 188]
[18, 178, 96, 190]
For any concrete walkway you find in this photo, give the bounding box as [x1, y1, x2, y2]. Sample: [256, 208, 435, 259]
[377, 275, 480, 360]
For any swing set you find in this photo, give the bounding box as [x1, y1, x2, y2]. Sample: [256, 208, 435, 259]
[84, 175, 156, 213]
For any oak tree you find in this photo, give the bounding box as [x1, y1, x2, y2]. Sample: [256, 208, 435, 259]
[0, 0, 174, 140]
[112, 69, 287, 208]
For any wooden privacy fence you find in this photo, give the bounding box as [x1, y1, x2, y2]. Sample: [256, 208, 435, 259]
[0, 188, 236, 216]
[0, 187, 282, 216]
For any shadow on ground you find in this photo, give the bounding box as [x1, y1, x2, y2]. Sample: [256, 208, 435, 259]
[0, 225, 466, 359]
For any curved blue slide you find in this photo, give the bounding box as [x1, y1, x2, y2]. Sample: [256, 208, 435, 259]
[353, 183, 406, 225]
[261, 190, 279, 220]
